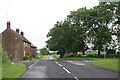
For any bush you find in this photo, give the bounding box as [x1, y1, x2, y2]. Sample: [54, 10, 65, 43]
[63, 52, 119, 58]
[37, 55, 41, 59]
[117, 51, 120, 54]
[106, 49, 116, 54]
[23, 53, 32, 60]
[0, 50, 10, 63]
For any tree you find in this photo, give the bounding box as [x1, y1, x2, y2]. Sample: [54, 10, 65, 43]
[66, 7, 89, 55]
[46, 21, 68, 58]
[86, 2, 114, 55]
[46, 2, 118, 57]
[40, 47, 49, 55]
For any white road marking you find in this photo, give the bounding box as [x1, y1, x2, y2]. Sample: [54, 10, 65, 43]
[58, 63, 62, 67]
[55, 61, 58, 64]
[66, 61, 85, 65]
[74, 63, 85, 65]
[55, 61, 71, 73]
[85, 60, 92, 62]
[74, 77, 79, 80]
[54, 61, 80, 79]
[29, 60, 39, 68]
[63, 67, 71, 74]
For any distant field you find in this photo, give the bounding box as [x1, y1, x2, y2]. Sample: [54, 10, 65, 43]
[92, 59, 119, 70]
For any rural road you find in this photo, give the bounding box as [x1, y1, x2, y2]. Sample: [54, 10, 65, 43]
[19, 59, 119, 80]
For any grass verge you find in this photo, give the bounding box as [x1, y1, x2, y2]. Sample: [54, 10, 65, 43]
[62, 57, 104, 60]
[2, 63, 26, 78]
[92, 59, 119, 70]
[0, 62, 1, 80]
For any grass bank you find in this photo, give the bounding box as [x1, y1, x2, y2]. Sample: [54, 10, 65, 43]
[0, 50, 26, 78]
[2, 63, 26, 78]
[92, 59, 119, 70]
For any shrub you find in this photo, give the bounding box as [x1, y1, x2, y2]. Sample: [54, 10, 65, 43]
[37, 56, 41, 59]
[0, 50, 10, 63]
[117, 51, 120, 54]
[23, 53, 32, 60]
[106, 49, 116, 54]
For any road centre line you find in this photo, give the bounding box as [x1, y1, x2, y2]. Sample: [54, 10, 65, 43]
[63, 67, 71, 74]
[29, 60, 39, 68]
[54, 61, 79, 80]
[55, 61, 58, 64]
[55, 61, 71, 73]
[74, 77, 79, 80]
[58, 63, 62, 67]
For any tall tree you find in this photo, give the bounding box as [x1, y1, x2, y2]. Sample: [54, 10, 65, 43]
[87, 2, 114, 55]
[67, 7, 89, 55]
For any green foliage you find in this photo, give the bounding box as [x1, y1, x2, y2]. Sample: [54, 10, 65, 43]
[46, 2, 119, 57]
[63, 52, 119, 58]
[36, 55, 47, 60]
[52, 55, 60, 59]
[0, 50, 10, 63]
[117, 51, 120, 54]
[37, 55, 41, 59]
[23, 53, 32, 60]
[40, 47, 49, 55]
[106, 49, 116, 54]
[0, 50, 26, 78]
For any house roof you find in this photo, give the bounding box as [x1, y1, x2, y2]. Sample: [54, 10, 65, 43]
[2, 29, 31, 44]
[31, 44, 37, 48]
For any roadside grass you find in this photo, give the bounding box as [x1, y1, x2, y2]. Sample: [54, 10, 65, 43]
[2, 63, 26, 78]
[52, 55, 60, 59]
[92, 59, 119, 70]
[62, 57, 105, 60]
[40, 55, 47, 60]
[36, 55, 47, 60]
[0, 61, 1, 80]
[0, 50, 2, 80]
[0, 50, 26, 78]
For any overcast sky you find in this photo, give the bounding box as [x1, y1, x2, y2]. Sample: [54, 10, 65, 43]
[0, 0, 99, 49]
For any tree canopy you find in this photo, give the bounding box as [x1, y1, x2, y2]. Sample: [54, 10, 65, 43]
[46, 2, 120, 58]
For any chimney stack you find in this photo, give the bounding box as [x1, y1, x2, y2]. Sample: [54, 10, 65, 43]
[16, 28, 19, 33]
[21, 31, 24, 36]
[7, 21, 11, 29]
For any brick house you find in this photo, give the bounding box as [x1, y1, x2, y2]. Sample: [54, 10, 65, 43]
[0, 34, 2, 49]
[30, 44, 37, 58]
[1, 21, 37, 61]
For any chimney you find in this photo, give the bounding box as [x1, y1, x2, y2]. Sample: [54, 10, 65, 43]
[7, 21, 11, 29]
[16, 28, 19, 33]
[21, 31, 24, 36]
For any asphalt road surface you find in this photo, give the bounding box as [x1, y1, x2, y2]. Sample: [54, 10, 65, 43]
[20, 59, 119, 80]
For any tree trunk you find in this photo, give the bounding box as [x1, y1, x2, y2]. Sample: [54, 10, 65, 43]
[60, 54, 64, 58]
[98, 48, 101, 55]
[73, 53, 77, 57]
[82, 51, 85, 55]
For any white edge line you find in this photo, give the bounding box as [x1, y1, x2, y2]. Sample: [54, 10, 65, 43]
[29, 60, 39, 68]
